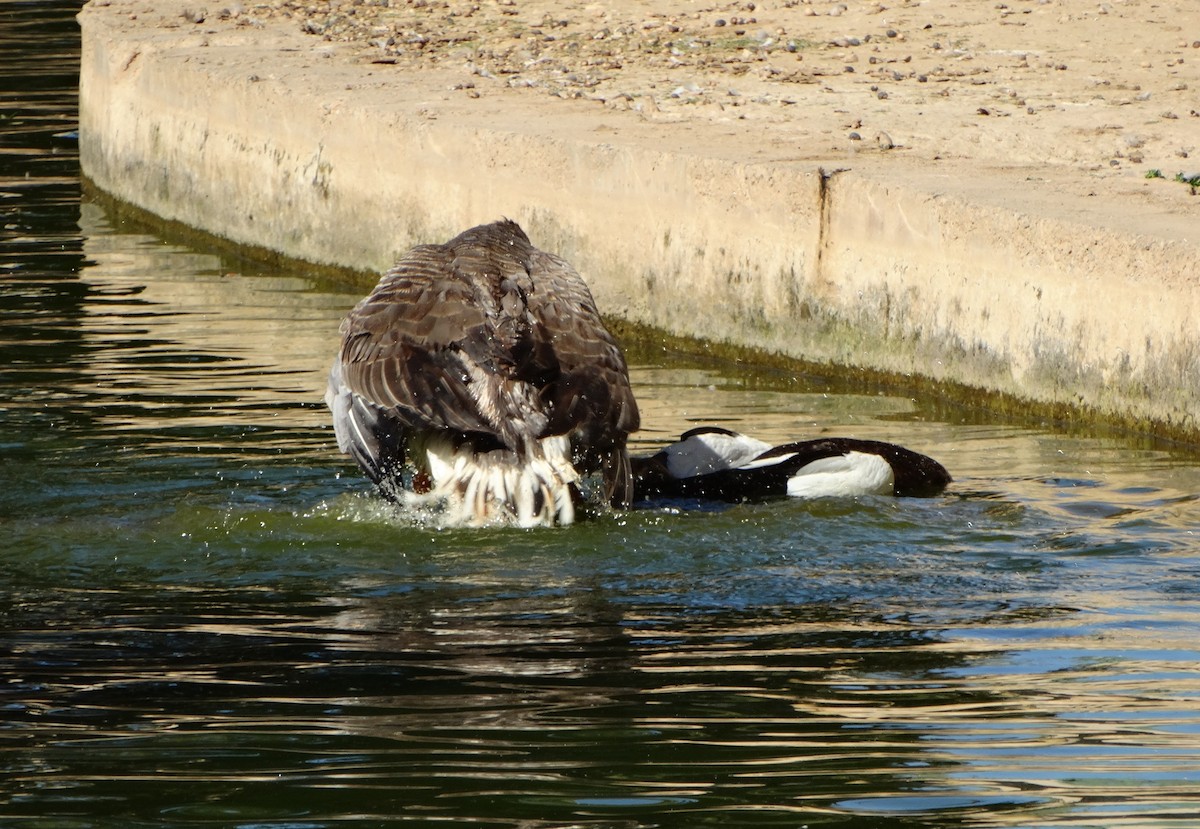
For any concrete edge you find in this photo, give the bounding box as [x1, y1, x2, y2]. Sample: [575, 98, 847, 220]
[77, 3, 1200, 442]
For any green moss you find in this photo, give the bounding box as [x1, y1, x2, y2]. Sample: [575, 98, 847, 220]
[710, 36, 763, 51]
[606, 316, 1200, 451]
[81, 178, 376, 292]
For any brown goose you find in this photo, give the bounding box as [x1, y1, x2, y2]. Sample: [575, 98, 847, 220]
[325, 219, 640, 526]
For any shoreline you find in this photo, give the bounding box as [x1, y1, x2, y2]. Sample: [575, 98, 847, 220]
[77, 0, 1200, 442]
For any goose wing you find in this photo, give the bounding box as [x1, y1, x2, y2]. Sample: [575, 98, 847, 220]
[525, 246, 640, 440]
[337, 240, 509, 442]
[520, 246, 640, 505]
[338, 220, 570, 450]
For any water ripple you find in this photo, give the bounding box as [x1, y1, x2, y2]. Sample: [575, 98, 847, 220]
[6, 4, 1200, 825]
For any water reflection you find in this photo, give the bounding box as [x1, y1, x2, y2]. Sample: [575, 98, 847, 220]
[0, 0, 91, 466]
[0, 576, 1041, 826]
[14, 553, 1200, 827]
[9, 190, 1200, 822]
[72, 201, 349, 443]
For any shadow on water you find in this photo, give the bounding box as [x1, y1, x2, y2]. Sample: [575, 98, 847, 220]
[5, 2, 1200, 827]
[3, 571, 1071, 828]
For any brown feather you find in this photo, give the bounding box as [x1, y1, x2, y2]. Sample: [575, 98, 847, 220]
[333, 219, 639, 510]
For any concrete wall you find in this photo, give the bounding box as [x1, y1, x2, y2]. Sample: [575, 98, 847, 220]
[78, 3, 1200, 441]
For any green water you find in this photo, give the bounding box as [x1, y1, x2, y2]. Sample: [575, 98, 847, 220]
[6, 3, 1200, 826]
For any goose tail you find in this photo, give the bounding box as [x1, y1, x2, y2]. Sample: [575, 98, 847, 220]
[422, 434, 579, 527]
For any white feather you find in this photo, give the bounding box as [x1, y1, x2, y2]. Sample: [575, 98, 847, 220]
[785, 451, 895, 498]
[738, 451, 798, 471]
[422, 433, 578, 527]
[663, 431, 772, 478]
[324, 360, 355, 454]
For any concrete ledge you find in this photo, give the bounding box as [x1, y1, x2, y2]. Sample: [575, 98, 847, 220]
[78, 1, 1200, 440]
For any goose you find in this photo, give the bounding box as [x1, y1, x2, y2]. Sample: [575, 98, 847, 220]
[325, 219, 640, 527]
[632, 426, 951, 503]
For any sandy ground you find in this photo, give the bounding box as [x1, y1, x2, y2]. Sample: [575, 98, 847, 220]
[201, 0, 1200, 227]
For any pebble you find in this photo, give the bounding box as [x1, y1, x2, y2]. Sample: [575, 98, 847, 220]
[670, 82, 703, 97]
[226, 0, 1200, 196]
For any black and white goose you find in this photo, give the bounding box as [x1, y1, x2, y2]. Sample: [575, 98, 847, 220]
[632, 426, 951, 503]
[325, 219, 640, 527]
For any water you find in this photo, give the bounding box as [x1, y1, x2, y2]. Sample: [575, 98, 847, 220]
[5, 3, 1200, 826]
